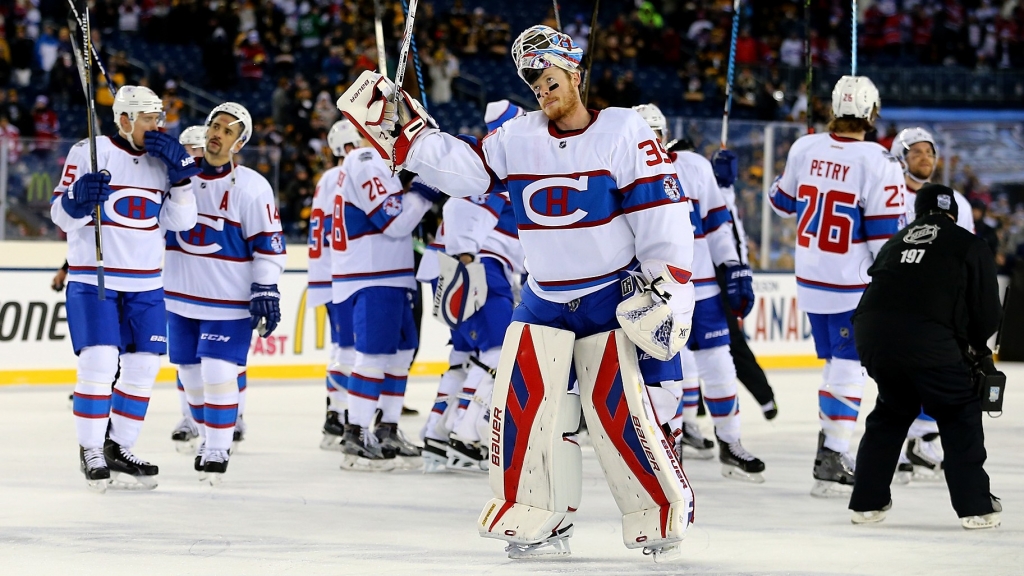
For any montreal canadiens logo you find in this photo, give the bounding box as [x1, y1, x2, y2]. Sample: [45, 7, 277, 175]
[663, 177, 681, 202]
[522, 175, 590, 226]
[904, 224, 939, 245]
[106, 188, 162, 229]
[176, 215, 225, 255]
[382, 195, 403, 217]
[270, 233, 284, 254]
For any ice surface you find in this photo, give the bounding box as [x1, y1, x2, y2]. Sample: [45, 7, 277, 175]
[1, 367, 1021, 575]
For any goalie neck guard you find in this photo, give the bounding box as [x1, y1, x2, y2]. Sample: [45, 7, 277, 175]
[512, 25, 584, 85]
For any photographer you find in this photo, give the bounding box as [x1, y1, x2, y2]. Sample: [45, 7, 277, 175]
[849, 184, 1003, 529]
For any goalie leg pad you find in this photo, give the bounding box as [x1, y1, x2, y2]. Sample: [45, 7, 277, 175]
[478, 322, 583, 546]
[574, 329, 694, 550]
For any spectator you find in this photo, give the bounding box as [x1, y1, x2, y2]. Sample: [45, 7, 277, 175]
[11, 25, 34, 88]
[36, 23, 59, 85]
[426, 46, 459, 105]
[237, 30, 268, 89]
[0, 113, 21, 164]
[0, 34, 12, 86]
[31, 95, 59, 158]
[271, 77, 293, 127]
[203, 26, 236, 90]
[779, 31, 803, 67]
[5, 88, 32, 136]
[162, 81, 185, 140]
[565, 14, 591, 53]
[119, 0, 142, 34]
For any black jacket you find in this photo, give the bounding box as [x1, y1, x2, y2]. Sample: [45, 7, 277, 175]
[853, 213, 1002, 368]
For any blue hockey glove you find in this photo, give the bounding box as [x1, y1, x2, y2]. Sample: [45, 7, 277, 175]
[61, 171, 112, 219]
[724, 262, 754, 318]
[409, 179, 444, 203]
[250, 283, 281, 337]
[145, 130, 200, 183]
[711, 148, 739, 188]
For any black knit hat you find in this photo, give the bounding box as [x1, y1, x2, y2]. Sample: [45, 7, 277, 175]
[914, 183, 958, 220]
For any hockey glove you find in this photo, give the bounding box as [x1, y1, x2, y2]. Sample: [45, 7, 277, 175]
[616, 269, 694, 362]
[724, 261, 755, 318]
[711, 148, 738, 188]
[250, 283, 281, 337]
[409, 178, 444, 203]
[336, 70, 438, 172]
[145, 131, 201, 184]
[61, 171, 112, 219]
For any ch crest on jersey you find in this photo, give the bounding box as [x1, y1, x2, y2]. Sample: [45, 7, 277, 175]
[176, 215, 226, 255]
[105, 188, 162, 230]
[522, 175, 590, 226]
[904, 224, 939, 245]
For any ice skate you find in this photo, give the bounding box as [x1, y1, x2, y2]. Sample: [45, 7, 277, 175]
[893, 451, 913, 485]
[320, 410, 347, 451]
[961, 496, 1002, 530]
[504, 525, 573, 559]
[375, 422, 423, 470]
[202, 449, 230, 486]
[103, 439, 158, 490]
[79, 446, 110, 493]
[906, 434, 944, 481]
[422, 438, 449, 474]
[643, 542, 682, 563]
[851, 501, 891, 524]
[170, 416, 200, 454]
[447, 437, 487, 473]
[811, 433, 855, 498]
[340, 424, 395, 472]
[679, 422, 715, 460]
[718, 436, 765, 483]
[232, 416, 246, 451]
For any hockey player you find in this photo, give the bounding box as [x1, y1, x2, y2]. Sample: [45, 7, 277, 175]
[889, 127, 974, 483]
[330, 142, 438, 472]
[417, 100, 527, 473]
[769, 76, 906, 498]
[635, 104, 764, 481]
[339, 25, 695, 561]
[164, 102, 286, 484]
[51, 85, 199, 491]
[308, 119, 363, 450]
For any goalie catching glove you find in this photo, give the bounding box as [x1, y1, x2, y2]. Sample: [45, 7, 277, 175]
[616, 264, 695, 361]
[336, 70, 438, 172]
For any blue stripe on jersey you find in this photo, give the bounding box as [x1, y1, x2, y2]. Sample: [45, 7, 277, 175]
[688, 197, 705, 235]
[332, 268, 414, 282]
[496, 200, 519, 238]
[164, 291, 249, 309]
[343, 203, 379, 239]
[166, 217, 251, 261]
[534, 260, 635, 291]
[704, 205, 732, 233]
[770, 186, 796, 214]
[73, 392, 111, 418]
[204, 403, 239, 428]
[507, 171, 621, 230]
[367, 193, 405, 231]
[249, 231, 287, 256]
[111, 388, 150, 421]
[693, 277, 718, 286]
[68, 267, 161, 279]
[621, 174, 685, 213]
[863, 214, 900, 240]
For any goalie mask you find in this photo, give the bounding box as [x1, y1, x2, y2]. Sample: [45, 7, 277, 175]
[512, 25, 584, 85]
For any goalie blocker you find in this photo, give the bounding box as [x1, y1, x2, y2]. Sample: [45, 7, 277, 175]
[433, 252, 488, 329]
[479, 322, 693, 559]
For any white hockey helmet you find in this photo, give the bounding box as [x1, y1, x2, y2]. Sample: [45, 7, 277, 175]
[511, 25, 584, 84]
[205, 102, 253, 152]
[831, 75, 880, 120]
[633, 103, 667, 137]
[891, 127, 938, 182]
[178, 125, 207, 149]
[112, 85, 164, 132]
[327, 119, 363, 157]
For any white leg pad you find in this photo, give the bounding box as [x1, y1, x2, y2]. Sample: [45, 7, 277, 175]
[478, 322, 582, 546]
[574, 330, 694, 550]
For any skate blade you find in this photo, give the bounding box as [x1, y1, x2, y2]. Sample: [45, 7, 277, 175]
[961, 514, 1001, 530]
[447, 459, 487, 474]
[174, 439, 198, 454]
[319, 434, 345, 451]
[109, 472, 158, 491]
[683, 447, 715, 460]
[911, 466, 944, 482]
[721, 465, 766, 483]
[340, 454, 395, 472]
[85, 479, 108, 494]
[892, 471, 912, 485]
[851, 510, 887, 524]
[810, 480, 853, 498]
[506, 538, 571, 559]
[393, 455, 424, 471]
[644, 543, 682, 563]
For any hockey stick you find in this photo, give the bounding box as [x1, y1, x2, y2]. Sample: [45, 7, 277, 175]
[804, 0, 814, 134]
[372, 0, 388, 75]
[851, 0, 858, 75]
[400, 0, 428, 111]
[468, 355, 497, 379]
[580, 0, 600, 107]
[552, 0, 562, 31]
[67, 0, 117, 98]
[720, 0, 741, 148]
[67, 1, 105, 299]
[390, 0, 420, 107]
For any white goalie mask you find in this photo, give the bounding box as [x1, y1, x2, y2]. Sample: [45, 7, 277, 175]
[112, 85, 164, 140]
[831, 75, 880, 120]
[205, 102, 253, 153]
[178, 125, 207, 149]
[511, 25, 584, 84]
[633, 103, 668, 141]
[327, 119, 363, 158]
[890, 127, 938, 183]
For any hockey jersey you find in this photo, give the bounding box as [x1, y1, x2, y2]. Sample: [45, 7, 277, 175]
[164, 161, 287, 320]
[718, 183, 751, 265]
[405, 108, 694, 303]
[331, 147, 433, 304]
[769, 133, 906, 313]
[902, 187, 975, 233]
[50, 135, 197, 292]
[671, 150, 741, 301]
[307, 164, 344, 307]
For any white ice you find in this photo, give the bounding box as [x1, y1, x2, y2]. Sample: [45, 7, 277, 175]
[2, 367, 1021, 575]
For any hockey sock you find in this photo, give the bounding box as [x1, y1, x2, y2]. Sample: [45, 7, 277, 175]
[379, 349, 415, 424]
[108, 352, 160, 449]
[818, 358, 865, 453]
[327, 346, 354, 414]
[349, 352, 387, 428]
[908, 408, 938, 438]
[452, 348, 500, 442]
[237, 369, 247, 417]
[177, 364, 206, 427]
[176, 375, 191, 419]
[201, 358, 240, 452]
[73, 345, 119, 450]
[695, 346, 741, 443]
[679, 347, 701, 425]
[423, 350, 470, 441]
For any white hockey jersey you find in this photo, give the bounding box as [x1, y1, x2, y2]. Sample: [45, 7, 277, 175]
[405, 108, 694, 303]
[902, 187, 975, 233]
[50, 135, 197, 292]
[164, 161, 286, 320]
[671, 150, 741, 301]
[770, 133, 906, 313]
[331, 147, 433, 304]
[307, 164, 344, 307]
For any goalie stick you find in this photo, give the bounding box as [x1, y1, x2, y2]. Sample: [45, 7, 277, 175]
[401, 0, 429, 111]
[390, 0, 421, 107]
[580, 0, 600, 107]
[804, 0, 814, 134]
[720, 0, 741, 148]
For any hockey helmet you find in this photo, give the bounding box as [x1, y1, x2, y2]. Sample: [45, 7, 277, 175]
[178, 125, 207, 149]
[512, 25, 584, 84]
[327, 119, 363, 157]
[831, 75, 880, 120]
[890, 127, 938, 181]
[484, 100, 525, 132]
[633, 103, 667, 137]
[205, 102, 253, 152]
[112, 85, 164, 134]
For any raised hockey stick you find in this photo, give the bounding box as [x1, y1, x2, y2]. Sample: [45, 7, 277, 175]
[552, 0, 562, 31]
[67, 0, 117, 98]
[67, 0, 105, 299]
[372, 0, 388, 75]
[580, 0, 600, 107]
[400, 0, 429, 111]
[804, 0, 814, 134]
[720, 0, 741, 148]
[390, 0, 420, 107]
[851, 0, 858, 75]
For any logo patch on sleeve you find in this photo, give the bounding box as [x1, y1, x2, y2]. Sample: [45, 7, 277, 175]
[383, 195, 403, 217]
[663, 177, 681, 202]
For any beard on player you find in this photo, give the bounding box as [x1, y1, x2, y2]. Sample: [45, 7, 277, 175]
[528, 68, 584, 124]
